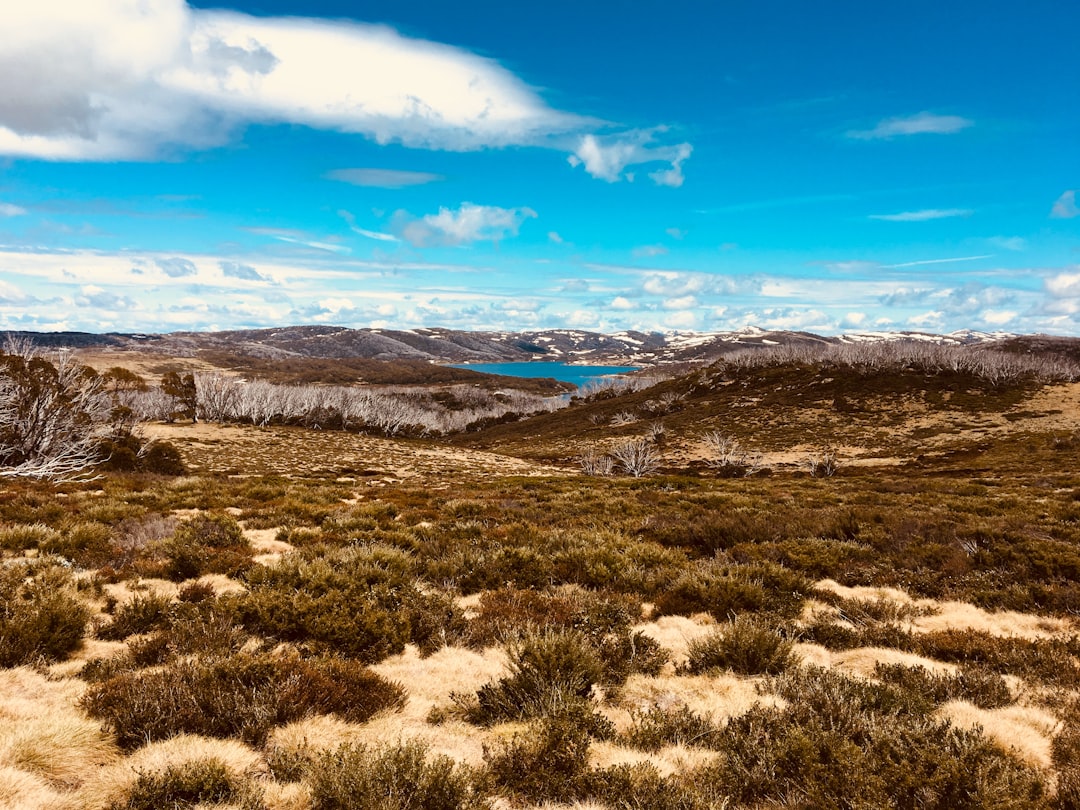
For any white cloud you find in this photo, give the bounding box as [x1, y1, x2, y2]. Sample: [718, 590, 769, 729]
[981, 309, 1017, 326]
[664, 310, 698, 329]
[325, 168, 443, 188]
[842, 312, 867, 327]
[847, 112, 973, 140]
[870, 209, 973, 222]
[633, 245, 668, 258]
[610, 296, 635, 310]
[663, 295, 697, 310]
[220, 260, 267, 281]
[0, 202, 27, 216]
[989, 236, 1027, 251]
[0, 0, 588, 159]
[0, 0, 693, 184]
[400, 202, 536, 247]
[1051, 190, 1079, 219]
[665, 228, 686, 240]
[547, 231, 564, 245]
[338, 210, 399, 242]
[1045, 270, 1080, 298]
[155, 256, 198, 277]
[908, 310, 946, 329]
[568, 129, 692, 186]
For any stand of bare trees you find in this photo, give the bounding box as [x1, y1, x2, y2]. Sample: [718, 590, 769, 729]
[123, 373, 566, 437]
[0, 340, 114, 481]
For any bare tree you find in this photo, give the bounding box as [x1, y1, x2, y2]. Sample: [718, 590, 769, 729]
[577, 446, 615, 476]
[0, 346, 113, 481]
[806, 449, 840, 477]
[610, 438, 661, 477]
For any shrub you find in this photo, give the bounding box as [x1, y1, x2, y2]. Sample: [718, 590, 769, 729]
[94, 591, 174, 641]
[691, 666, 1048, 809]
[162, 512, 252, 581]
[655, 560, 811, 621]
[40, 520, 113, 567]
[465, 630, 606, 725]
[80, 652, 406, 749]
[112, 758, 245, 809]
[233, 546, 423, 662]
[619, 704, 721, 752]
[874, 662, 1015, 710]
[307, 740, 478, 810]
[483, 708, 594, 804]
[0, 561, 89, 667]
[678, 615, 798, 676]
[0, 522, 59, 551]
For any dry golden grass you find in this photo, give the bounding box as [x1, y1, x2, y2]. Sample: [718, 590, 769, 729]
[68, 734, 265, 810]
[0, 765, 64, 810]
[832, 647, 960, 678]
[633, 614, 717, 666]
[615, 672, 786, 730]
[589, 740, 719, 778]
[814, 579, 914, 606]
[911, 601, 1073, 640]
[938, 700, 1060, 770]
[0, 715, 118, 790]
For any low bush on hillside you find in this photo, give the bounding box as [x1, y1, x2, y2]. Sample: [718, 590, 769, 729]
[0, 560, 89, 667]
[691, 666, 1048, 809]
[678, 615, 799, 676]
[232, 545, 460, 661]
[113, 758, 250, 810]
[80, 652, 405, 749]
[619, 704, 722, 751]
[654, 559, 812, 620]
[162, 511, 252, 581]
[307, 740, 479, 810]
[874, 662, 1015, 710]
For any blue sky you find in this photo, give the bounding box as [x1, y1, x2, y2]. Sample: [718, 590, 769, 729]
[0, 0, 1077, 335]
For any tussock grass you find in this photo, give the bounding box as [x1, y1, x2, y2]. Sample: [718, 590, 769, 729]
[0, 714, 118, 789]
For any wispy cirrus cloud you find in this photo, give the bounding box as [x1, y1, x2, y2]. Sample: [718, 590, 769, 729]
[325, 168, 444, 188]
[338, 210, 399, 243]
[847, 111, 973, 140]
[1051, 190, 1079, 219]
[870, 208, 973, 222]
[0, 202, 26, 216]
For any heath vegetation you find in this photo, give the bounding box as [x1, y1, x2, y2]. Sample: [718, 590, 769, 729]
[3, 337, 1080, 807]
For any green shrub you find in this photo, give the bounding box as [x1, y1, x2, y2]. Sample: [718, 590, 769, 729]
[141, 440, 186, 475]
[95, 591, 174, 641]
[692, 665, 1048, 808]
[678, 615, 798, 676]
[40, 521, 113, 567]
[465, 630, 606, 726]
[0, 522, 60, 551]
[80, 652, 406, 749]
[874, 662, 1015, 710]
[619, 704, 721, 752]
[111, 758, 245, 809]
[0, 561, 89, 667]
[308, 740, 478, 810]
[162, 512, 252, 581]
[483, 709, 593, 804]
[655, 560, 810, 621]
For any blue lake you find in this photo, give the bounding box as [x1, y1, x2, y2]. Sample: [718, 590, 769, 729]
[451, 361, 639, 388]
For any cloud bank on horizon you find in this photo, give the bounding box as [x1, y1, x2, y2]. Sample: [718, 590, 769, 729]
[0, 0, 1076, 337]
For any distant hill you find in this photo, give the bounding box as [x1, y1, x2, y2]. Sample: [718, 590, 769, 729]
[6, 325, 1066, 367]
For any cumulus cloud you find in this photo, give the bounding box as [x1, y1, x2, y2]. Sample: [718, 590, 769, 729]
[399, 202, 537, 247]
[1051, 190, 1079, 219]
[155, 256, 198, 277]
[0, 0, 589, 159]
[847, 112, 973, 140]
[870, 208, 973, 222]
[325, 168, 443, 188]
[1046, 270, 1080, 298]
[568, 129, 692, 186]
[0, 0, 693, 184]
[77, 285, 134, 309]
[0, 202, 26, 216]
[220, 260, 267, 281]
